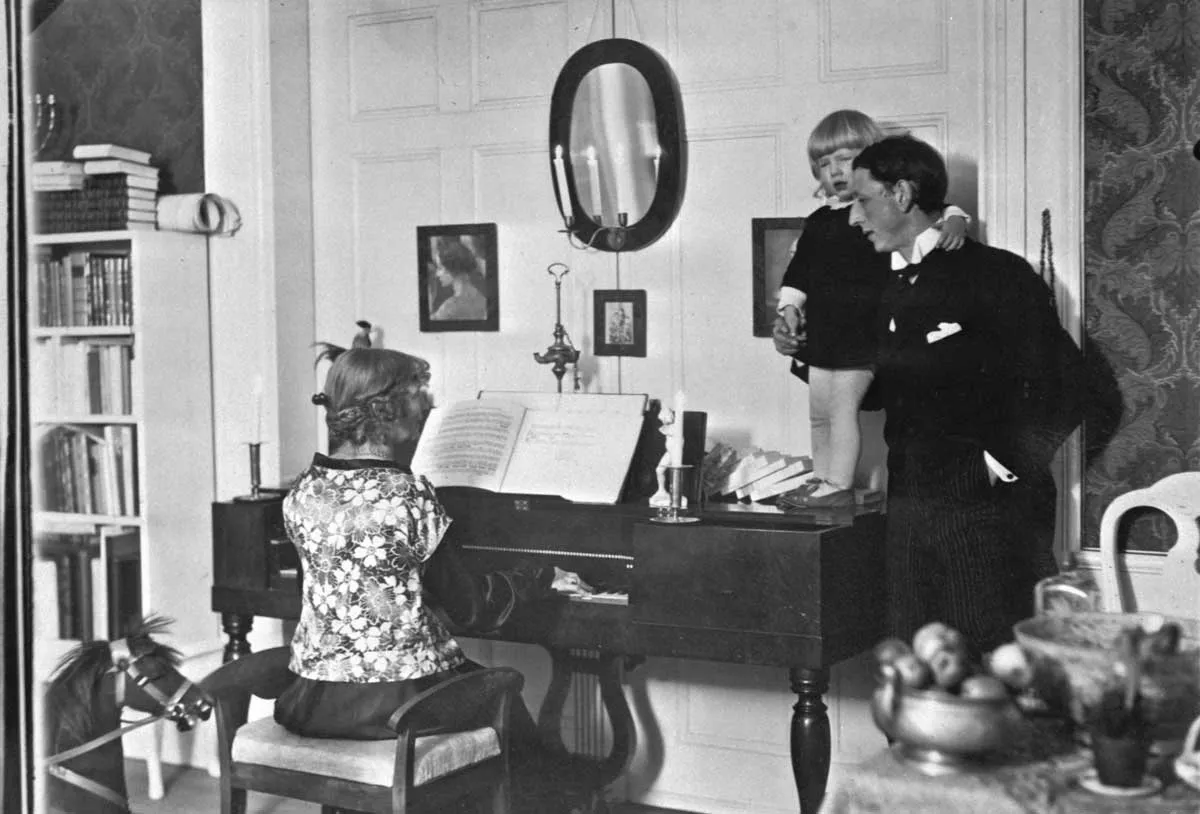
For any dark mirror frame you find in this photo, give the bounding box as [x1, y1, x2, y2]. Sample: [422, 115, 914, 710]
[549, 38, 686, 253]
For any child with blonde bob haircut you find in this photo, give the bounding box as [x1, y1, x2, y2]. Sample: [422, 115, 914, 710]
[774, 109, 969, 507]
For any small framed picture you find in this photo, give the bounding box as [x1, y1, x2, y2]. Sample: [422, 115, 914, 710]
[752, 217, 806, 337]
[593, 289, 647, 357]
[417, 223, 499, 332]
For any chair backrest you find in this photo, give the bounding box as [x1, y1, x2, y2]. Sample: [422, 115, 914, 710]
[1097, 471, 1200, 616]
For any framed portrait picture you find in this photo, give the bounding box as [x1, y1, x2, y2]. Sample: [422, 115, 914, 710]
[752, 217, 806, 337]
[593, 289, 647, 357]
[417, 223, 499, 332]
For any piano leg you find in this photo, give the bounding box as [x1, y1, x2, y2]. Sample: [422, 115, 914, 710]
[789, 667, 831, 814]
[220, 612, 254, 662]
[536, 648, 637, 787]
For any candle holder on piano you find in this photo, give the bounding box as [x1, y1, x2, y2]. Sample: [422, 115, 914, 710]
[234, 442, 279, 503]
[533, 262, 581, 393]
[650, 465, 701, 524]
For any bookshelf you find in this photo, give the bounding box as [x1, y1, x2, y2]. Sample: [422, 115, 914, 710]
[29, 229, 217, 650]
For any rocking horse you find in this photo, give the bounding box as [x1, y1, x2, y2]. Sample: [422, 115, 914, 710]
[41, 615, 214, 813]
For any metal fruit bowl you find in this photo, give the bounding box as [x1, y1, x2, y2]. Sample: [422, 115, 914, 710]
[1012, 612, 1200, 740]
[871, 664, 1023, 774]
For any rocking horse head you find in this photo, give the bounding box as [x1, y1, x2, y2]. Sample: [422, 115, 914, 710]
[42, 615, 213, 813]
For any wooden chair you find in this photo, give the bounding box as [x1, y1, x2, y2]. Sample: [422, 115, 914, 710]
[202, 647, 524, 814]
[1097, 471, 1200, 616]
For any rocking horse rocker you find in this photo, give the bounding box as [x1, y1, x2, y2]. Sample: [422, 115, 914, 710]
[41, 615, 214, 813]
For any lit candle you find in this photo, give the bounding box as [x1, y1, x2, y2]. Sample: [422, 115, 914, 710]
[552, 145, 573, 221]
[586, 146, 602, 223]
[252, 375, 264, 443]
[652, 145, 662, 183]
[613, 145, 626, 221]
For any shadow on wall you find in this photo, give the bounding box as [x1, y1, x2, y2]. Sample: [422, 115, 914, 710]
[946, 152, 980, 234]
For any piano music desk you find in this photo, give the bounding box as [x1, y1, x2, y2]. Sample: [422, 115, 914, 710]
[211, 492, 886, 814]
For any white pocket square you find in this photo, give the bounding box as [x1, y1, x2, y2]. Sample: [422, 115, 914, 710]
[926, 322, 963, 343]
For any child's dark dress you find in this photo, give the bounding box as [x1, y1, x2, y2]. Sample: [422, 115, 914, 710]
[780, 203, 890, 370]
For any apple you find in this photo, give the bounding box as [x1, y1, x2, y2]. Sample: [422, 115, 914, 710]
[891, 653, 933, 690]
[986, 642, 1033, 690]
[912, 621, 965, 663]
[927, 646, 969, 690]
[959, 674, 1010, 701]
[872, 637, 913, 668]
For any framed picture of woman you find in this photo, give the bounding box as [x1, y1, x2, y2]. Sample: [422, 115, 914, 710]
[752, 217, 806, 337]
[593, 289, 647, 357]
[417, 223, 499, 332]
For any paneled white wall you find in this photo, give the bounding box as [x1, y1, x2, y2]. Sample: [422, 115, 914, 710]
[202, 0, 1083, 810]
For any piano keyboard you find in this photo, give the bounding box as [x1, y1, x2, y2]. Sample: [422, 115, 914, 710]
[567, 591, 629, 606]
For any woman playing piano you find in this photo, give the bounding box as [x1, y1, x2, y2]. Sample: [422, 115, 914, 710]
[274, 327, 601, 809]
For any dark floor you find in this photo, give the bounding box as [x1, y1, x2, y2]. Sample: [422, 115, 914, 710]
[124, 760, 693, 814]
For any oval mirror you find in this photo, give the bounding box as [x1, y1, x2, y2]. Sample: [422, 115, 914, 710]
[549, 38, 686, 252]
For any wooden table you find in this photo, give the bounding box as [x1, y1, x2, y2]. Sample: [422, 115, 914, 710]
[819, 719, 1200, 814]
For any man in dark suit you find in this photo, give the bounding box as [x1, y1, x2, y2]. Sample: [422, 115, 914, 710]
[848, 135, 1084, 654]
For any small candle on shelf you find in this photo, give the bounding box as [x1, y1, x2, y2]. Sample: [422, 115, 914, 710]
[252, 375, 264, 443]
[652, 145, 662, 183]
[586, 146, 603, 224]
[552, 145, 573, 221]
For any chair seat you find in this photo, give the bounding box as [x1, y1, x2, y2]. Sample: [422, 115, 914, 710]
[230, 717, 501, 787]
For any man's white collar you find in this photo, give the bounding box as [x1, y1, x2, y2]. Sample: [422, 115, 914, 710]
[891, 226, 941, 271]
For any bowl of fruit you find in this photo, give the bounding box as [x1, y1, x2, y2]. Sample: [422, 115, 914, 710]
[1012, 612, 1199, 740]
[871, 622, 1029, 773]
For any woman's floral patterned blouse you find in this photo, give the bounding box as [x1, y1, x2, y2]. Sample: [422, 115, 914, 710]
[282, 453, 466, 682]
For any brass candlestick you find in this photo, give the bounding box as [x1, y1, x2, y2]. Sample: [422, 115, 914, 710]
[533, 262, 580, 393]
[234, 442, 277, 502]
[650, 465, 701, 524]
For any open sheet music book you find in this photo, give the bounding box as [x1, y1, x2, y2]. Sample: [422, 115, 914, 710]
[412, 393, 647, 504]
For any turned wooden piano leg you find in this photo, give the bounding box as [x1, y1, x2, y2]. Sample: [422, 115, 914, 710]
[220, 613, 254, 662]
[789, 667, 831, 814]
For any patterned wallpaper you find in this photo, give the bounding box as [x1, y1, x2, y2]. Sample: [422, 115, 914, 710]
[1082, 0, 1200, 550]
[30, 0, 204, 194]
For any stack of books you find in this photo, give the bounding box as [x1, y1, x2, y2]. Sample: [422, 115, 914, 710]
[35, 144, 159, 233]
[32, 160, 87, 192]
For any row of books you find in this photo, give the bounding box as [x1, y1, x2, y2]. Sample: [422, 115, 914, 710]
[35, 247, 133, 328]
[33, 143, 154, 187]
[33, 526, 140, 641]
[33, 531, 98, 639]
[36, 423, 139, 517]
[35, 143, 159, 232]
[30, 339, 133, 417]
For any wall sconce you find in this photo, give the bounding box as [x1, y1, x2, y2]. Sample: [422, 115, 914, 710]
[557, 212, 631, 252]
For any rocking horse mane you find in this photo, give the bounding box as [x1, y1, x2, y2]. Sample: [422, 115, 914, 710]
[45, 614, 181, 750]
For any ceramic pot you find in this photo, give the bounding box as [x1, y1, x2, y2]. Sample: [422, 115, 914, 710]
[1091, 732, 1148, 787]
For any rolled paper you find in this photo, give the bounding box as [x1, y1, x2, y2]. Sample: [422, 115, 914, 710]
[157, 193, 243, 236]
[553, 145, 573, 220]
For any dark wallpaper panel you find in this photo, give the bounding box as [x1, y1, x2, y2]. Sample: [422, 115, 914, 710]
[1082, 0, 1200, 550]
[31, 0, 204, 194]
